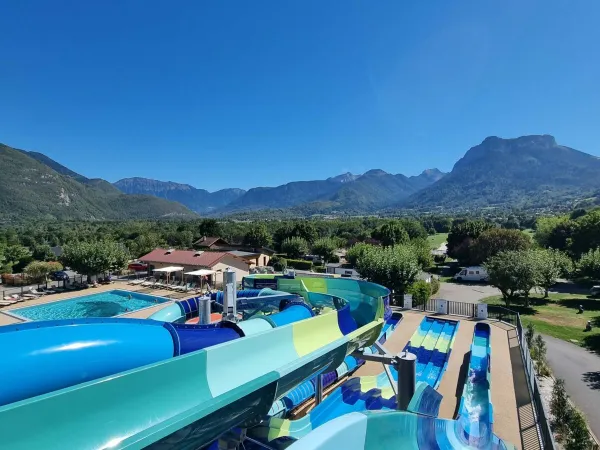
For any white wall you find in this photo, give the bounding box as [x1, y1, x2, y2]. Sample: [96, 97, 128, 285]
[213, 255, 250, 286]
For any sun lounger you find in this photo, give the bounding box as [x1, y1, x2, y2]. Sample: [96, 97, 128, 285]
[141, 278, 156, 287]
[130, 278, 145, 285]
[0, 300, 17, 306]
[168, 281, 182, 290]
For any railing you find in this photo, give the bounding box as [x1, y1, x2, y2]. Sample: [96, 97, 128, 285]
[447, 300, 476, 318]
[514, 312, 557, 449]
[488, 305, 518, 326]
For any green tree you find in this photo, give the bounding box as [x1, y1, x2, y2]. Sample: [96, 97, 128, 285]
[281, 237, 309, 259]
[346, 243, 373, 268]
[534, 216, 571, 248]
[398, 219, 428, 240]
[356, 245, 420, 305]
[373, 221, 409, 247]
[32, 244, 56, 261]
[577, 247, 600, 280]
[408, 279, 431, 306]
[311, 237, 338, 263]
[447, 220, 494, 264]
[569, 210, 600, 257]
[290, 222, 318, 244]
[565, 408, 592, 450]
[3, 245, 33, 273]
[484, 250, 538, 307]
[470, 228, 531, 265]
[24, 261, 63, 283]
[128, 233, 166, 258]
[550, 378, 572, 440]
[198, 219, 223, 238]
[62, 241, 130, 282]
[409, 238, 434, 270]
[532, 249, 573, 297]
[243, 223, 272, 248]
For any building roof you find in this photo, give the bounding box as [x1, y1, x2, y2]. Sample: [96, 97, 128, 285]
[193, 236, 230, 248]
[139, 248, 245, 268]
[229, 250, 260, 258]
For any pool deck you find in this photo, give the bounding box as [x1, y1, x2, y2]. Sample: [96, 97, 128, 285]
[352, 310, 524, 449]
[0, 281, 186, 325]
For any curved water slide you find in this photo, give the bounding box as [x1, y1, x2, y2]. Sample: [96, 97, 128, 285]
[0, 277, 388, 450]
[279, 323, 515, 450]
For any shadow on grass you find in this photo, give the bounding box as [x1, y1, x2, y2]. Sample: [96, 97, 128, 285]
[583, 333, 600, 354]
[557, 297, 600, 312]
[582, 371, 600, 390]
[550, 281, 593, 296]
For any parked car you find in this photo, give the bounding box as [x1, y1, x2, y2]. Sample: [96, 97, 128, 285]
[50, 271, 70, 281]
[590, 286, 600, 298]
[128, 262, 149, 272]
[453, 266, 489, 282]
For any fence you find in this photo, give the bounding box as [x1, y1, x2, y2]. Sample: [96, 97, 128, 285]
[515, 313, 557, 449]
[447, 300, 476, 318]
[1, 274, 107, 300]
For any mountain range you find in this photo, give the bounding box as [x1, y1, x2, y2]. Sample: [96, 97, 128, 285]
[2, 134, 599, 222]
[0, 144, 196, 222]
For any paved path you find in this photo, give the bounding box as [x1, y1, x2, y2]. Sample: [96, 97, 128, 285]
[543, 334, 600, 438]
[437, 282, 500, 304]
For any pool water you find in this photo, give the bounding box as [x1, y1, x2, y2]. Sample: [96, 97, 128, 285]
[9, 290, 169, 321]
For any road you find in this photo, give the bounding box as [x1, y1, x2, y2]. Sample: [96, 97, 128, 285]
[543, 334, 600, 439]
[437, 281, 500, 304]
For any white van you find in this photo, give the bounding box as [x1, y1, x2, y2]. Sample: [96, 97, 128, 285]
[453, 266, 489, 282]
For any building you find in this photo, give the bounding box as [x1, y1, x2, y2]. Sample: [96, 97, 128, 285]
[325, 263, 360, 278]
[192, 236, 274, 268]
[139, 248, 250, 286]
[193, 236, 232, 250]
[228, 250, 272, 268]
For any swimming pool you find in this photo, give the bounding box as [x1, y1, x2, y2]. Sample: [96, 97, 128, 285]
[8, 290, 170, 321]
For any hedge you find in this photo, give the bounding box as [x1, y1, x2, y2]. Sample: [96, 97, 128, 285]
[286, 259, 313, 271]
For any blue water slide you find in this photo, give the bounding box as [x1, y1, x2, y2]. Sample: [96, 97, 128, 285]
[0, 301, 314, 407]
[150, 290, 301, 323]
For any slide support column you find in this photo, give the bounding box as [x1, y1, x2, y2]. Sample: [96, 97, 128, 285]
[395, 351, 417, 411]
[315, 373, 324, 405]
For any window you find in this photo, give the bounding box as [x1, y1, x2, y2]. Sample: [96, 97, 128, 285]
[468, 271, 474, 275]
[476, 271, 479, 274]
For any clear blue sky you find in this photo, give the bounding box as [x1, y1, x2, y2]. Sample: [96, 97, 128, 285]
[1, 1, 599, 191]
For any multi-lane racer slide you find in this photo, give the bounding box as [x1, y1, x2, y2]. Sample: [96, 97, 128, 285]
[0, 275, 389, 450]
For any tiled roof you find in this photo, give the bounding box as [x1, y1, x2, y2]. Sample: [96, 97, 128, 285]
[229, 250, 260, 258]
[193, 236, 229, 247]
[139, 248, 242, 268]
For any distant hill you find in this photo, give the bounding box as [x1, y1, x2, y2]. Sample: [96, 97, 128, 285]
[402, 135, 600, 210]
[0, 144, 197, 222]
[214, 168, 445, 215]
[113, 178, 246, 214]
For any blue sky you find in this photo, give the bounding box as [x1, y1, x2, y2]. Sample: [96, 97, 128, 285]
[1, 1, 599, 191]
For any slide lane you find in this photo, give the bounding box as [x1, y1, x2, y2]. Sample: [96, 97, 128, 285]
[0, 277, 388, 450]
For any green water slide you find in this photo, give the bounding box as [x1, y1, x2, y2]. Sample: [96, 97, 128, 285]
[0, 277, 388, 450]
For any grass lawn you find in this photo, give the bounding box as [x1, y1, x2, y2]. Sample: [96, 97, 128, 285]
[483, 293, 600, 352]
[427, 233, 448, 249]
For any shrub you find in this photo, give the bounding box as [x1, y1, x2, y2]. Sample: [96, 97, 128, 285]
[285, 259, 313, 271]
[408, 280, 432, 306]
[550, 378, 572, 439]
[525, 323, 535, 349]
[270, 256, 287, 272]
[314, 266, 326, 273]
[430, 277, 440, 295]
[565, 408, 592, 450]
